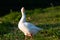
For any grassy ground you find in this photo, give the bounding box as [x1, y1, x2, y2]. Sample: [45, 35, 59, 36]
[0, 6, 60, 40]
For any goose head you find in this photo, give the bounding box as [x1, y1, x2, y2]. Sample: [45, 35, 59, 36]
[21, 7, 25, 14]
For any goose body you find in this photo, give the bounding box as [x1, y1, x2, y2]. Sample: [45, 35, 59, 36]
[18, 7, 42, 40]
[18, 22, 42, 36]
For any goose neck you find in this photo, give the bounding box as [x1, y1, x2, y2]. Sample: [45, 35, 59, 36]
[20, 13, 26, 23]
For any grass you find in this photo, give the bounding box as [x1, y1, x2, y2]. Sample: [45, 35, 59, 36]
[0, 6, 60, 40]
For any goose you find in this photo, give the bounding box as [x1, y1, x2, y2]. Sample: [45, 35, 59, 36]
[18, 7, 42, 40]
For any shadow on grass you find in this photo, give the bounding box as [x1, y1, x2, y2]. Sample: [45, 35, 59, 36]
[0, 21, 25, 40]
[37, 23, 60, 38]
[0, 21, 60, 35]
[0, 22, 16, 35]
[0, 22, 60, 40]
[37, 23, 60, 29]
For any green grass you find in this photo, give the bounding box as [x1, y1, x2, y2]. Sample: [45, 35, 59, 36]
[0, 6, 60, 40]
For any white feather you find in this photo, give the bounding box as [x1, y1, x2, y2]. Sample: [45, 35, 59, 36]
[18, 7, 42, 36]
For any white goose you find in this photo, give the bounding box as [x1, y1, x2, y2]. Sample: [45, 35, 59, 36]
[18, 7, 42, 40]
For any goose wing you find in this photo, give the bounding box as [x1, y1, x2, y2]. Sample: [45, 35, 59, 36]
[24, 22, 42, 35]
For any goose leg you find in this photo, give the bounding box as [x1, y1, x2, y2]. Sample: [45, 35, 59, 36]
[30, 36, 33, 40]
[25, 35, 27, 40]
[30, 34, 33, 40]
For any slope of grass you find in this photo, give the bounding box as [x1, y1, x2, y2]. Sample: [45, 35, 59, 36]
[0, 6, 60, 40]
